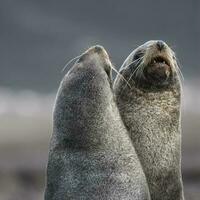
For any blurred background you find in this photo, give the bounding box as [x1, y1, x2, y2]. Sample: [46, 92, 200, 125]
[0, 0, 199, 199]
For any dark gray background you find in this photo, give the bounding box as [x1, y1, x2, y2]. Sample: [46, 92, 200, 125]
[1, 0, 199, 92]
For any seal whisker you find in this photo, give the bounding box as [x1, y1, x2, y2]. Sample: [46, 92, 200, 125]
[125, 57, 144, 78]
[135, 63, 146, 86]
[122, 57, 143, 92]
[175, 58, 184, 81]
[122, 57, 143, 90]
[61, 55, 81, 73]
[131, 64, 141, 79]
[126, 57, 144, 87]
[126, 57, 144, 68]
[111, 65, 131, 88]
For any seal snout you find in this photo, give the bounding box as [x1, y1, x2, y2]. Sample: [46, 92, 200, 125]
[76, 45, 112, 80]
[86, 45, 107, 55]
[78, 45, 110, 63]
[93, 45, 110, 61]
[141, 41, 175, 84]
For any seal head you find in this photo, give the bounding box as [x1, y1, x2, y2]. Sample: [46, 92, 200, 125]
[117, 40, 181, 90]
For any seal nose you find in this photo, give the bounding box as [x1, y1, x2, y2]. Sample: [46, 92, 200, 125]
[156, 40, 165, 51]
[94, 45, 104, 53]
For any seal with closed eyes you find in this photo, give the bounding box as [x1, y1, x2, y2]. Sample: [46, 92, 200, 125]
[114, 40, 185, 200]
[44, 45, 150, 200]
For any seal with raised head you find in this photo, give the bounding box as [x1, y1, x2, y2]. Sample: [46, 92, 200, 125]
[44, 46, 150, 200]
[114, 40, 184, 200]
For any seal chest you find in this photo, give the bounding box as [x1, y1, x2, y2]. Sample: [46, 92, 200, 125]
[114, 40, 184, 200]
[44, 46, 150, 200]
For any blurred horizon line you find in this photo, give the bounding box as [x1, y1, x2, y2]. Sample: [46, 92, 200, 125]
[0, 79, 200, 117]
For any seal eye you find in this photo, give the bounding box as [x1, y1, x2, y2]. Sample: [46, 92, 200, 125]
[133, 50, 144, 61]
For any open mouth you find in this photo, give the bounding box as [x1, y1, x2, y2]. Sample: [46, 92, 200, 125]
[143, 55, 172, 85]
[150, 56, 170, 67]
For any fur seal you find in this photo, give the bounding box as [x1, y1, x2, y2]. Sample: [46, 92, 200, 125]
[114, 40, 185, 200]
[44, 46, 150, 200]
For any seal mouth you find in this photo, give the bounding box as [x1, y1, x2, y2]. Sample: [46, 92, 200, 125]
[143, 55, 172, 85]
[149, 56, 171, 68]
